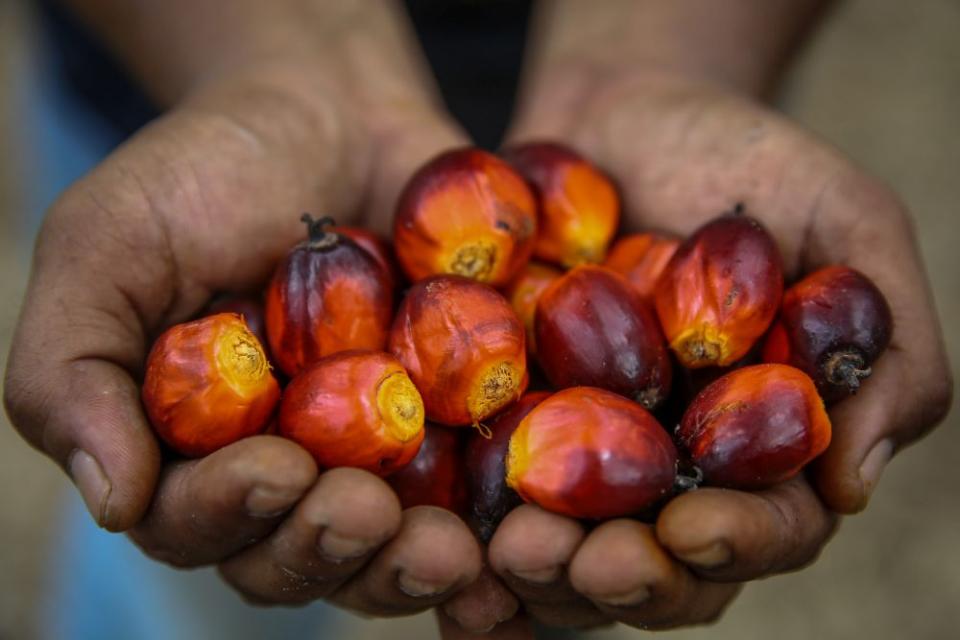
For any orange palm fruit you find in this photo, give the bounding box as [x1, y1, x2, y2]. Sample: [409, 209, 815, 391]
[278, 350, 424, 476]
[604, 232, 680, 298]
[393, 148, 537, 286]
[142, 313, 280, 457]
[503, 261, 562, 354]
[389, 275, 528, 426]
[655, 212, 783, 368]
[503, 142, 619, 267]
[506, 387, 678, 519]
[206, 294, 268, 349]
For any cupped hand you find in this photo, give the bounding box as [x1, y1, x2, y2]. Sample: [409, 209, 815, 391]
[2, 63, 490, 617]
[485, 70, 953, 631]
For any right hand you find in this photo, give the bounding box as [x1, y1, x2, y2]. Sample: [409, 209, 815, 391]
[2, 60, 501, 621]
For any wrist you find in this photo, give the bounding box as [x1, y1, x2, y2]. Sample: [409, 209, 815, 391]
[508, 63, 734, 145]
[64, 0, 443, 121]
[515, 0, 833, 118]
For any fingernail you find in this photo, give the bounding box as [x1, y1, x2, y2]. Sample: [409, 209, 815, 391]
[317, 529, 376, 562]
[596, 585, 651, 607]
[676, 541, 733, 569]
[245, 486, 301, 518]
[69, 450, 111, 527]
[510, 566, 561, 584]
[397, 572, 452, 598]
[461, 621, 497, 634]
[859, 439, 894, 504]
[441, 604, 497, 634]
[443, 588, 519, 633]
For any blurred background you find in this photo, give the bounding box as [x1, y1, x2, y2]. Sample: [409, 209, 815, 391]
[1, 0, 957, 638]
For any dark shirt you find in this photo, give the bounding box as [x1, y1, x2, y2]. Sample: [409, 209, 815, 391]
[37, 0, 532, 150]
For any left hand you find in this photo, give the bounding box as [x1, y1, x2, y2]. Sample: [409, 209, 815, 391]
[477, 68, 953, 633]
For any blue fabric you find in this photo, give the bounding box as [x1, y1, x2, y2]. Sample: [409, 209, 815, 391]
[42, 497, 338, 640]
[20, 37, 339, 640]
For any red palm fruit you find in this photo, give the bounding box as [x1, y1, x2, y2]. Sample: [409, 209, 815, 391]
[506, 387, 678, 520]
[503, 141, 619, 267]
[389, 275, 528, 426]
[465, 391, 549, 542]
[142, 313, 280, 457]
[655, 212, 784, 368]
[265, 215, 393, 377]
[677, 364, 831, 489]
[278, 351, 424, 476]
[535, 265, 672, 409]
[604, 232, 681, 299]
[503, 261, 563, 354]
[335, 226, 401, 290]
[762, 266, 893, 402]
[388, 424, 468, 513]
[393, 148, 537, 286]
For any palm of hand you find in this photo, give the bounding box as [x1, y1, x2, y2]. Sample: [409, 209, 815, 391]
[483, 74, 951, 631]
[6, 80, 489, 618]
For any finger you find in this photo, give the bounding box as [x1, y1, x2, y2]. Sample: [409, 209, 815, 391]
[440, 567, 520, 635]
[568, 519, 742, 630]
[656, 476, 837, 581]
[804, 174, 953, 512]
[218, 467, 402, 605]
[128, 435, 317, 566]
[436, 610, 535, 640]
[488, 505, 608, 628]
[327, 506, 483, 616]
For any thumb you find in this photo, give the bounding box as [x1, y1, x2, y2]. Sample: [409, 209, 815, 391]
[4, 195, 164, 530]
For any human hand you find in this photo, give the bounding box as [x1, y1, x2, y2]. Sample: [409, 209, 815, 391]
[486, 64, 952, 633]
[1, 31, 504, 622]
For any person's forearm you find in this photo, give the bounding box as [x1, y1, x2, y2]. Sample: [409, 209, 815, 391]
[518, 0, 833, 108]
[59, 0, 440, 114]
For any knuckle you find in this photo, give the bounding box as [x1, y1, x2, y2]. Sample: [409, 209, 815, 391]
[916, 364, 954, 434]
[2, 359, 49, 449]
[2, 368, 27, 428]
[129, 534, 196, 569]
[827, 171, 914, 245]
[693, 587, 743, 627]
[843, 173, 909, 226]
[217, 567, 314, 608]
